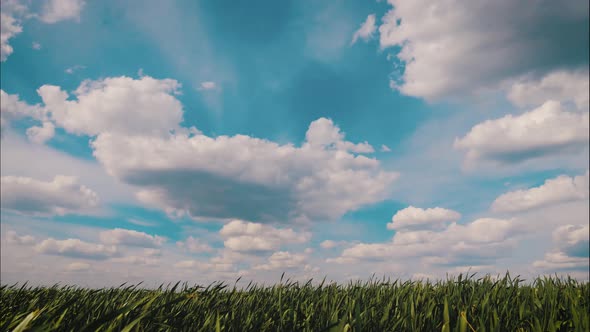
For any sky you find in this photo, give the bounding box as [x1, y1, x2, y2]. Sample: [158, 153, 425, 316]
[0, 0, 588, 287]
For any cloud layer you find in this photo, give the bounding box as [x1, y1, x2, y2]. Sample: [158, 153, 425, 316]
[1, 175, 99, 216]
[330, 214, 522, 268]
[35, 238, 117, 260]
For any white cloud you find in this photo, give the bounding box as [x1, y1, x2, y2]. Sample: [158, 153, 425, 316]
[1, 90, 46, 132]
[197, 81, 218, 91]
[492, 171, 589, 213]
[378, 0, 589, 100]
[5, 230, 35, 245]
[305, 117, 374, 153]
[454, 101, 589, 166]
[532, 252, 589, 272]
[330, 218, 522, 266]
[0, 223, 244, 287]
[66, 262, 90, 271]
[1, 90, 54, 143]
[380, 144, 391, 152]
[508, 69, 589, 111]
[387, 206, 461, 231]
[26, 121, 55, 144]
[532, 224, 590, 277]
[91, 116, 396, 223]
[35, 238, 117, 260]
[38, 76, 184, 137]
[32, 41, 41, 50]
[0, 0, 26, 62]
[99, 228, 165, 248]
[351, 14, 376, 45]
[39, 0, 85, 24]
[253, 251, 307, 271]
[219, 220, 310, 252]
[552, 224, 589, 258]
[0, 13, 21, 61]
[0, 175, 99, 216]
[20, 77, 396, 223]
[176, 236, 213, 253]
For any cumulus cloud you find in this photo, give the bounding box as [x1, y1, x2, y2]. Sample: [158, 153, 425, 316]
[39, 0, 85, 24]
[36, 238, 117, 260]
[305, 118, 374, 153]
[330, 218, 522, 266]
[454, 101, 589, 166]
[176, 236, 213, 253]
[38, 76, 184, 137]
[351, 14, 376, 45]
[16, 76, 396, 223]
[0, 175, 99, 216]
[387, 206, 461, 231]
[253, 251, 307, 271]
[219, 220, 310, 252]
[99, 228, 165, 248]
[508, 69, 589, 111]
[378, 0, 589, 100]
[92, 116, 396, 223]
[552, 224, 589, 258]
[492, 171, 589, 213]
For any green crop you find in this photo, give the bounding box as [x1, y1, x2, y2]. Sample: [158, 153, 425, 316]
[1, 273, 588, 331]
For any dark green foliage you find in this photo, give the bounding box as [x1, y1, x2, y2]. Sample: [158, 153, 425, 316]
[1, 273, 588, 331]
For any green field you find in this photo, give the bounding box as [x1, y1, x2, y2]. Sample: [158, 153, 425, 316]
[1, 274, 588, 331]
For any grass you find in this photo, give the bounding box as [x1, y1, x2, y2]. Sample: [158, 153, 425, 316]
[1, 273, 588, 331]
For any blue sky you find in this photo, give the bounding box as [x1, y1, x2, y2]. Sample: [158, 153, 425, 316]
[1, 0, 589, 287]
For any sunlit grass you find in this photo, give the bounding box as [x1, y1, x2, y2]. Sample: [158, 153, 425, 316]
[1, 273, 588, 331]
